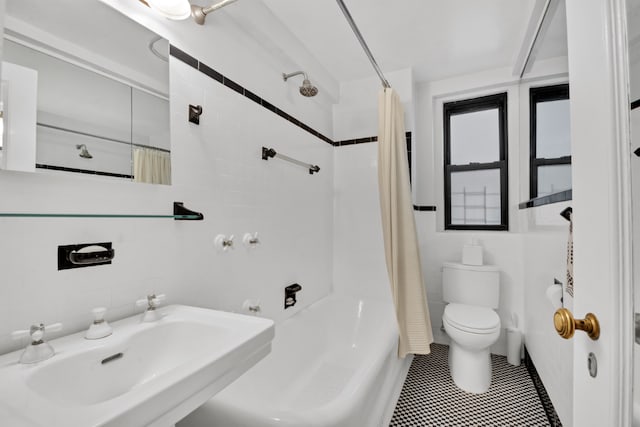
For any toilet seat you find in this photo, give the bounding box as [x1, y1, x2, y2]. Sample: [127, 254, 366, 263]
[443, 303, 500, 334]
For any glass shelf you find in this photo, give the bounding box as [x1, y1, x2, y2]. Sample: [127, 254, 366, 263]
[518, 189, 572, 210]
[0, 202, 204, 220]
[0, 213, 199, 219]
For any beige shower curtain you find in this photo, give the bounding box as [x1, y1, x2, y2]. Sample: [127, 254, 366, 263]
[378, 88, 433, 358]
[133, 147, 171, 185]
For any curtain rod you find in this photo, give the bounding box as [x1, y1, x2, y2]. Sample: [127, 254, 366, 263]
[335, 0, 391, 89]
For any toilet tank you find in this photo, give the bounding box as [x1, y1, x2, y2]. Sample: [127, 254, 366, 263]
[442, 262, 500, 308]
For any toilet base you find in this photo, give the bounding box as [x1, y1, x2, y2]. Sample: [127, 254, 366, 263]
[448, 342, 492, 394]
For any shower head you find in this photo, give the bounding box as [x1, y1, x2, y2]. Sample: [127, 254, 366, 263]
[76, 144, 93, 159]
[283, 71, 318, 97]
[299, 79, 318, 97]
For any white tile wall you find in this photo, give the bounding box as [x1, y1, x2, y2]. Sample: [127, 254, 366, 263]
[331, 70, 415, 301]
[333, 68, 415, 142]
[522, 203, 573, 426]
[0, 15, 335, 355]
[332, 143, 390, 300]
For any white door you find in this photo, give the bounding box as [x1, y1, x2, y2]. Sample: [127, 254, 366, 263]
[565, 0, 634, 425]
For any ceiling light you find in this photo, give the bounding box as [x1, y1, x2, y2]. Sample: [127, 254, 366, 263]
[146, 0, 191, 20]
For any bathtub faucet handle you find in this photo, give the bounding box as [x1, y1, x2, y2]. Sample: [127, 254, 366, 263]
[243, 299, 261, 314]
[243, 232, 260, 248]
[214, 234, 235, 251]
[284, 284, 302, 309]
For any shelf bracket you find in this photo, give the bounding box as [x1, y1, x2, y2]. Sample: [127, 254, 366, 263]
[174, 202, 204, 220]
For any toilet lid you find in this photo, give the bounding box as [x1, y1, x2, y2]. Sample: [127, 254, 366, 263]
[444, 303, 500, 332]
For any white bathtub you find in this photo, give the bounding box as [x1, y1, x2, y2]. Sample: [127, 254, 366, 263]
[178, 294, 412, 427]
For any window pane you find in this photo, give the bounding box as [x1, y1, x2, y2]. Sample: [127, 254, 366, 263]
[450, 109, 499, 165]
[450, 169, 501, 225]
[536, 99, 571, 158]
[537, 164, 572, 196]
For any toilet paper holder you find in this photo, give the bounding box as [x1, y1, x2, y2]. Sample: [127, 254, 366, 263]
[554, 278, 564, 306]
[545, 278, 564, 309]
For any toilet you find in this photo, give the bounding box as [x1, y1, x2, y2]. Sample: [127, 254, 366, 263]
[442, 262, 500, 394]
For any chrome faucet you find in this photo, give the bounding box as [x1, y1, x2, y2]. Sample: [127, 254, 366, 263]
[11, 323, 63, 364]
[136, 293, 166, 322]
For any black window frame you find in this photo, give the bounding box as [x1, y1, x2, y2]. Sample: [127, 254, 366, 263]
[529, 84, 571, 199]
[444, 92, 508, 231]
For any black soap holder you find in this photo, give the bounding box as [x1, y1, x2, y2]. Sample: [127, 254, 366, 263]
[188, 104, 203, 125]
[58, 242, 114, 270]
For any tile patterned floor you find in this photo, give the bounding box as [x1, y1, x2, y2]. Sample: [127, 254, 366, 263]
[390, 343, 551, 427]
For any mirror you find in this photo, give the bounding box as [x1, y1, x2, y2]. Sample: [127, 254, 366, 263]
[519, 0, 571, 201]
[1, 0, 171, 185]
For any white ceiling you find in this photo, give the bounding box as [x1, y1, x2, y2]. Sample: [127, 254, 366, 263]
[257, 0, 566, 84]
[2, 0, 570, 92]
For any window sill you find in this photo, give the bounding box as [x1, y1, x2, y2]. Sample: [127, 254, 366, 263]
[518, 189, 572, 209]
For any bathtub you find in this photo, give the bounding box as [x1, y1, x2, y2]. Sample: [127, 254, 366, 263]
[178, 293, 412, 427]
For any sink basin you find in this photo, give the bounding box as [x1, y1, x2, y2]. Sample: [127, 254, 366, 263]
[0, 305, 274, 427]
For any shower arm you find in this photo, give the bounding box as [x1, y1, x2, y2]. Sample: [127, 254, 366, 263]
[191, 0, 239, 25]
[283, 71, 309, 82]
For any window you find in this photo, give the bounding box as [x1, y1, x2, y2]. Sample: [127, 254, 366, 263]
[444, 93, 508, 230]
[530, 84, 571, 198]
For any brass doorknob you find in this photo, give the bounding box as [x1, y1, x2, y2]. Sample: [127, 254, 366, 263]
[553, 308, 600, 340]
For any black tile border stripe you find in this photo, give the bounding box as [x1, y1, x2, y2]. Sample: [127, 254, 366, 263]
[334, 131, 412, 147]
[198, 61, 223, 83]
[335, 136, 377, 146]
[169, 45, 336, 145]
[169, 45, 198, 69]
[632, 99, 640, 110]
[518, 189, 572, 209]
[170, 46, 414, 150]
[413, 205, 436, 211]
[36, 164, 133, 179]
[524, 346, 563, 427]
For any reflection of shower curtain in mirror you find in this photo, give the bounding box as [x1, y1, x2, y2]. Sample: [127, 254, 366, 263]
[133, 148, 171, 185]
[378, 88, 433, 358]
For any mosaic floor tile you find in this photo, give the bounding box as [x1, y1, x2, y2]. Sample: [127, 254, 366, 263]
[390, 343, 550, 427]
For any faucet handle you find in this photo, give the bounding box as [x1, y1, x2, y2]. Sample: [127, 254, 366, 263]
[12, 323, 63, 342]
[135, 294, 166, 310]
[150, 294, 166, 308]
[243, 232, 260, 248]
[214, 234, 235, 251]
[11, 329, 32, 340]
[92, 307, 107, 322]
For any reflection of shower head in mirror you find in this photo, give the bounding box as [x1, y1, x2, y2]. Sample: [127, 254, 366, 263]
[76, 144, 93, 159]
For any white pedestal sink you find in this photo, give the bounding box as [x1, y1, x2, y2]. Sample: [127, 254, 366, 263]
[0, 305, 274, 427]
